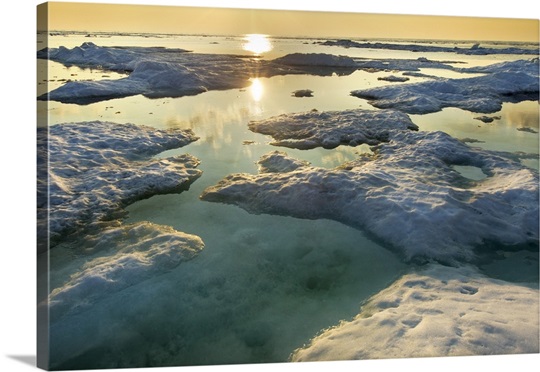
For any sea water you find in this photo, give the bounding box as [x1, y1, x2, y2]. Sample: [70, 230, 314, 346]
[39, 32, 539, 368]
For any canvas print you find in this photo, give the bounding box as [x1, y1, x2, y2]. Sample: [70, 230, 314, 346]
[36, 2, 539, 370]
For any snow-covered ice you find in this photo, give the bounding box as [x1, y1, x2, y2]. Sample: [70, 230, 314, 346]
[41, 43, 536, 107]
[43, 121, 201, 242]
[378, 75, 410, 82]
[38, 42, 251, 103]
[291, 264, 539, 361]
[47, 222, 204, 321]
[351, 59, 539, 114]
[356, 57, 458, 73]
[37, 42, 191, 70]
[248, 109, 418, 149]
[202, 111, 538, 263]
[38, 43, 363, 103]
[272, 53, 357, 67]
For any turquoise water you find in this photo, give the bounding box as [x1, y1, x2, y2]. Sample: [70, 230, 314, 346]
[40, 33, 539, 369]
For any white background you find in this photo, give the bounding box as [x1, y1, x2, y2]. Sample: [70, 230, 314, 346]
[1, 1, 538, 371]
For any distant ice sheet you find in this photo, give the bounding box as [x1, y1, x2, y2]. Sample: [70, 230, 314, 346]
[292, 264, 539, 361]
[319, 39, 540, 56]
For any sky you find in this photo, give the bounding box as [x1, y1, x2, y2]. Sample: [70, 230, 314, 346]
[38, 1, 539, 42]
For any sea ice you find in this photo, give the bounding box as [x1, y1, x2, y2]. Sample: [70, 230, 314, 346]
[291, 264, 539, 361]
[355, 57, 458, 73]
[38, 43, 362, 103]
[38, 43, 256, 102]
[42, 121, 201, 243]
[47, 222, 204, 321]
[248, 109, 418, 149]
[351, 59, 539, 114]
[474, 115, 500, 123]
[37, 42, 191, 71]
[377, 75, 410, 82]
[318, 39, 540, 55]
[272, 53, 357, 67]
[201, 111, 539, 263]
[292, 89, 314, 97]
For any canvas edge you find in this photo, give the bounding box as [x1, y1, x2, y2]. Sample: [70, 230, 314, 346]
[36, 2, 50, 370]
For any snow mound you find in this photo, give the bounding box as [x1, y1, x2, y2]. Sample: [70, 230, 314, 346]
[47, 222, 204, 321]
[273, 53, 357, 67]
[44, 121, 201, 242]
[248, 109, 418, 149]
[351, 59, 539, 114]
[291, 264, 539, 361]
[201, 128, 538, 263]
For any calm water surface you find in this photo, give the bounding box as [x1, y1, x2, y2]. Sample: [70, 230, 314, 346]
[40, 33, 539, 368]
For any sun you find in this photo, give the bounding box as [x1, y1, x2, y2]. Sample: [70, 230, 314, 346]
[242, 34, 273, 55]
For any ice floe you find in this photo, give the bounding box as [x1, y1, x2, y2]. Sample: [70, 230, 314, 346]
[37, 42, 189, 71]
[272, 53, 357, 67]
[38, 43, 362, 103]
[38, 42, 256, 103]
[291, 264, 539, 361]
[474, 115, 501, 123]
[292, 89, 314, 97]
[248, 109, 418, 149]
[202, 111, 538, 263]
[43, 121, 201, 243]
[356, 57, 458, 73]
[378, 75, 410, 82]
[351, 59, 539, 114]
[517, 127, 539, 133]
[47, 222, 204, 321]
[319, 39, 540, 56]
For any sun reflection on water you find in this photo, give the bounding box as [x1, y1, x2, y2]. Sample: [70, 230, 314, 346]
[242, 34, 273, 55]
[250, 78, 264, 102]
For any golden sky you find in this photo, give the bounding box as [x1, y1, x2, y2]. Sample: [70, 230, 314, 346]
[38, 2, 539, 42]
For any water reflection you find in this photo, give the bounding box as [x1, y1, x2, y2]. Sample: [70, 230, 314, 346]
[242, 34, 273, 55]
[502, 101, 540, 129]
[250, 78, 264, 102]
